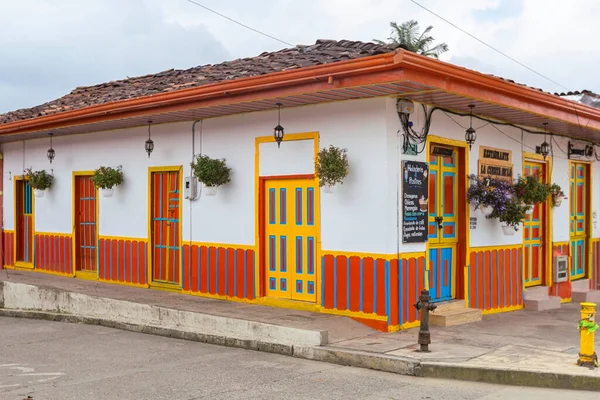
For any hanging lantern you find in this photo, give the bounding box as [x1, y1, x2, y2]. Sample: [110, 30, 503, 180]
[145, 120, 154, 158]
[465, 104, 476, 150]
[47, 132, 55, 164]
[273, 103, 284, 148]
[540, 122, 550, 159]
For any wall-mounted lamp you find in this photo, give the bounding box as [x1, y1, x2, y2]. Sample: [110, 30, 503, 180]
[465, 105, 476, 150]
[47, 132, 55, 164]
[273, 103, 284, 148]
[145, 120, 154, 158]
[540, 123, 550, 159]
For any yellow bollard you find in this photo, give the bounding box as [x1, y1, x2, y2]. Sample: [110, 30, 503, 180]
[577, 302, 598, 368]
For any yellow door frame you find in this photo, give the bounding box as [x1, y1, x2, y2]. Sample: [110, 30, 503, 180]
[13, 175, 35, 269]
[72, 171, 99, 280]
[424, 135, 470, 303]
[568, 160, 592, 281]
[147, 165, 183, 291]
[254, 131, 321, 307]
[522, 152, 552, 288]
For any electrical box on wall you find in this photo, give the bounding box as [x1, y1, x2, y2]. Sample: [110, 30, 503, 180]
[553, 255, 569, 283]
[184, 176, 198, 200]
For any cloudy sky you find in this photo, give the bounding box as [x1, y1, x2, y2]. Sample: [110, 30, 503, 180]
[1, 0, 598, 114]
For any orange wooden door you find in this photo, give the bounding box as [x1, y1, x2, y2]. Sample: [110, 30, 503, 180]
[74, 175, 97, 272]
[16, 180, 34, 265]
[151, 170, 181, 286]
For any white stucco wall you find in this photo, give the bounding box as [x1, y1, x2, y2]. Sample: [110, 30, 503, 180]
[2, 96, 596, 257]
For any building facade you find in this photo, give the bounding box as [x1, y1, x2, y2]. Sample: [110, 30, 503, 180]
[2, 40, 599, 331]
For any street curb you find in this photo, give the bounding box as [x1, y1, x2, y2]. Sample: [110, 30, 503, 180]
[293, 346, 420, 376]
[0, 309, 294, 356]
[419, 362, 600, 392]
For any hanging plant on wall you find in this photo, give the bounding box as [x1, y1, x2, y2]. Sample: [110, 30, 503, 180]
[492, 196, 528, 236]
[92, 166, 124, 198]
[467, 175, 512, 217]
[25, 168, 54, 198]
[549, 183, 566, 207]
[513, 174, 551, 215]
[191, 154, 232, 197]
[315, 145, 349, 193]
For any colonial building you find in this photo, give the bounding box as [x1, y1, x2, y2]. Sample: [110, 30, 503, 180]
[1, 40, 599, 331]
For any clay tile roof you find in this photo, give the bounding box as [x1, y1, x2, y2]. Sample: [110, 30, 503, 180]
[0, 39, 403, 125]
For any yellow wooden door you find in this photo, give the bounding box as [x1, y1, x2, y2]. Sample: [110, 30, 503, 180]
[265, 178, 317, 302]
[570, 162, 588, 280]
[523, 161, 546, 287]
[428, 145, 458, 301]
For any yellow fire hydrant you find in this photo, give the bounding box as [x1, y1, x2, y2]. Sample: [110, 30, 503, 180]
[577, 302, 598, 368]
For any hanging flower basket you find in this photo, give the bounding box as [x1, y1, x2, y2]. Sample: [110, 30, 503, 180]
[191, 154, 232, 197]
[92, 166, 124, 197]
[203, 185, 218, 197]
[480, 205, 494, 216]
[315, 145, 349, 194]
[501, 224, 517, 236]
[549, 184, 565, 208]
[25, 168, 54, 197]
[523, 203, 534, 216]
[553, 195, 564, 207]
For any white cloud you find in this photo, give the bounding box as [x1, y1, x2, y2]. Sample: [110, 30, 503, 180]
[0, 0, 597, 114]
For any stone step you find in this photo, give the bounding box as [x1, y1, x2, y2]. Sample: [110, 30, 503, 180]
[572, 290, 600, 304]
[524, 286, 550, 300]
[524, 296, 561, 311]
[571, 279, 590, 292]
[433, 300, 466, 313]
[430, 308, 482, 327]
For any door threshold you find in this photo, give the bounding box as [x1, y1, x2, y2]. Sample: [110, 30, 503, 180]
[150, 281, 182, 292]
[259, 297, 318, 312]
[75, 271, 98, 281]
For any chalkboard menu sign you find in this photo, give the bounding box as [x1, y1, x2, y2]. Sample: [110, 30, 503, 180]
[402, 160, 429, 243]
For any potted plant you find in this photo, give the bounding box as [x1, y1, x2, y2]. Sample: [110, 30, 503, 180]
[315, 145, 349, 193]
[191, 154, 232, 196]
[467, 175, 512, 217]
[91, 166, 124, 197]
[513, 174, 551, 216]
[549, 183, 565, 207]
[494, 196, 528, 236]
[25, 168, 54, 197]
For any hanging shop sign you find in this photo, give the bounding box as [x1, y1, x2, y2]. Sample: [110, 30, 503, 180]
[402, 160, 429, 243]
[478, 145, 513, 182]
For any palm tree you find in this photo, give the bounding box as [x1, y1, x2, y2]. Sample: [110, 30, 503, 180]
[374, 20, 449, 58]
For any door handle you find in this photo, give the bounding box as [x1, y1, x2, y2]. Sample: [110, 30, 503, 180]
[434, 216, 444, 230]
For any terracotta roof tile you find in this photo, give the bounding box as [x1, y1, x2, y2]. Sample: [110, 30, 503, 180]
[0, 39, 402, 125]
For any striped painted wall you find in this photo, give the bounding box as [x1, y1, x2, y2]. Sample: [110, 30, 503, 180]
[550, 243, 571, 299]
[34, 233, 73, 275]
[182, 244, 256, 300]
[468, 247, 523, 312]
[591, 240, 600, 291]
[2, 230, 14, 267]
[321, 253, 426, 331]
[98, 238, 148, 286]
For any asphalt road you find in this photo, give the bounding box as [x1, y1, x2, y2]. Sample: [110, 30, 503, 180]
[0, 317, 597, 400]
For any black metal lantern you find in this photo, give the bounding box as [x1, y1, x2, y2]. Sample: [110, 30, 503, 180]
[274, 103, 284, 148]
[47, 132, 55, 164]
[145, 120, 154, 158]
[540, 122, 550, 159]
[465, 104, 476, 150]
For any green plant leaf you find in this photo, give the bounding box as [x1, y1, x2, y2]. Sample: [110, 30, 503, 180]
[91, 166, 124, 189]
[24, 168, 53, 190]
[315, 145, 349, 187]
[191, 155, 231, 187]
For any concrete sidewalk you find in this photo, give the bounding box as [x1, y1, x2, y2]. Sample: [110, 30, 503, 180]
[1, 270, 599, 391]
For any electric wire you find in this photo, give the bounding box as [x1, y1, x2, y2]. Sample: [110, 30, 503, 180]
[185, 0, 293, 47]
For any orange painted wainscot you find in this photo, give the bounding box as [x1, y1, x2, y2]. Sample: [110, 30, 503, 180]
[467, 245, 524, 314]
[181, 243, 256, 301]
[2, 230, 15, 268]
[34, 232, 74, 275]
[98, 237, 148, 287]
[321, 251, 426, 332]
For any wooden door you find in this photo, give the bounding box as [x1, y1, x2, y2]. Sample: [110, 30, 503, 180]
[523, 161, 546, 287]
[150, 170, 181, 286]
[74, 175, 97, 273]
[570, 162, 589, 280]
[15, 179, 34, 266]
[428, 145, 459, 302]
[264, 178, 317, 302]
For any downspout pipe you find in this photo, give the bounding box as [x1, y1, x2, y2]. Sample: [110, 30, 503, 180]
[189, 119, 202, 290]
